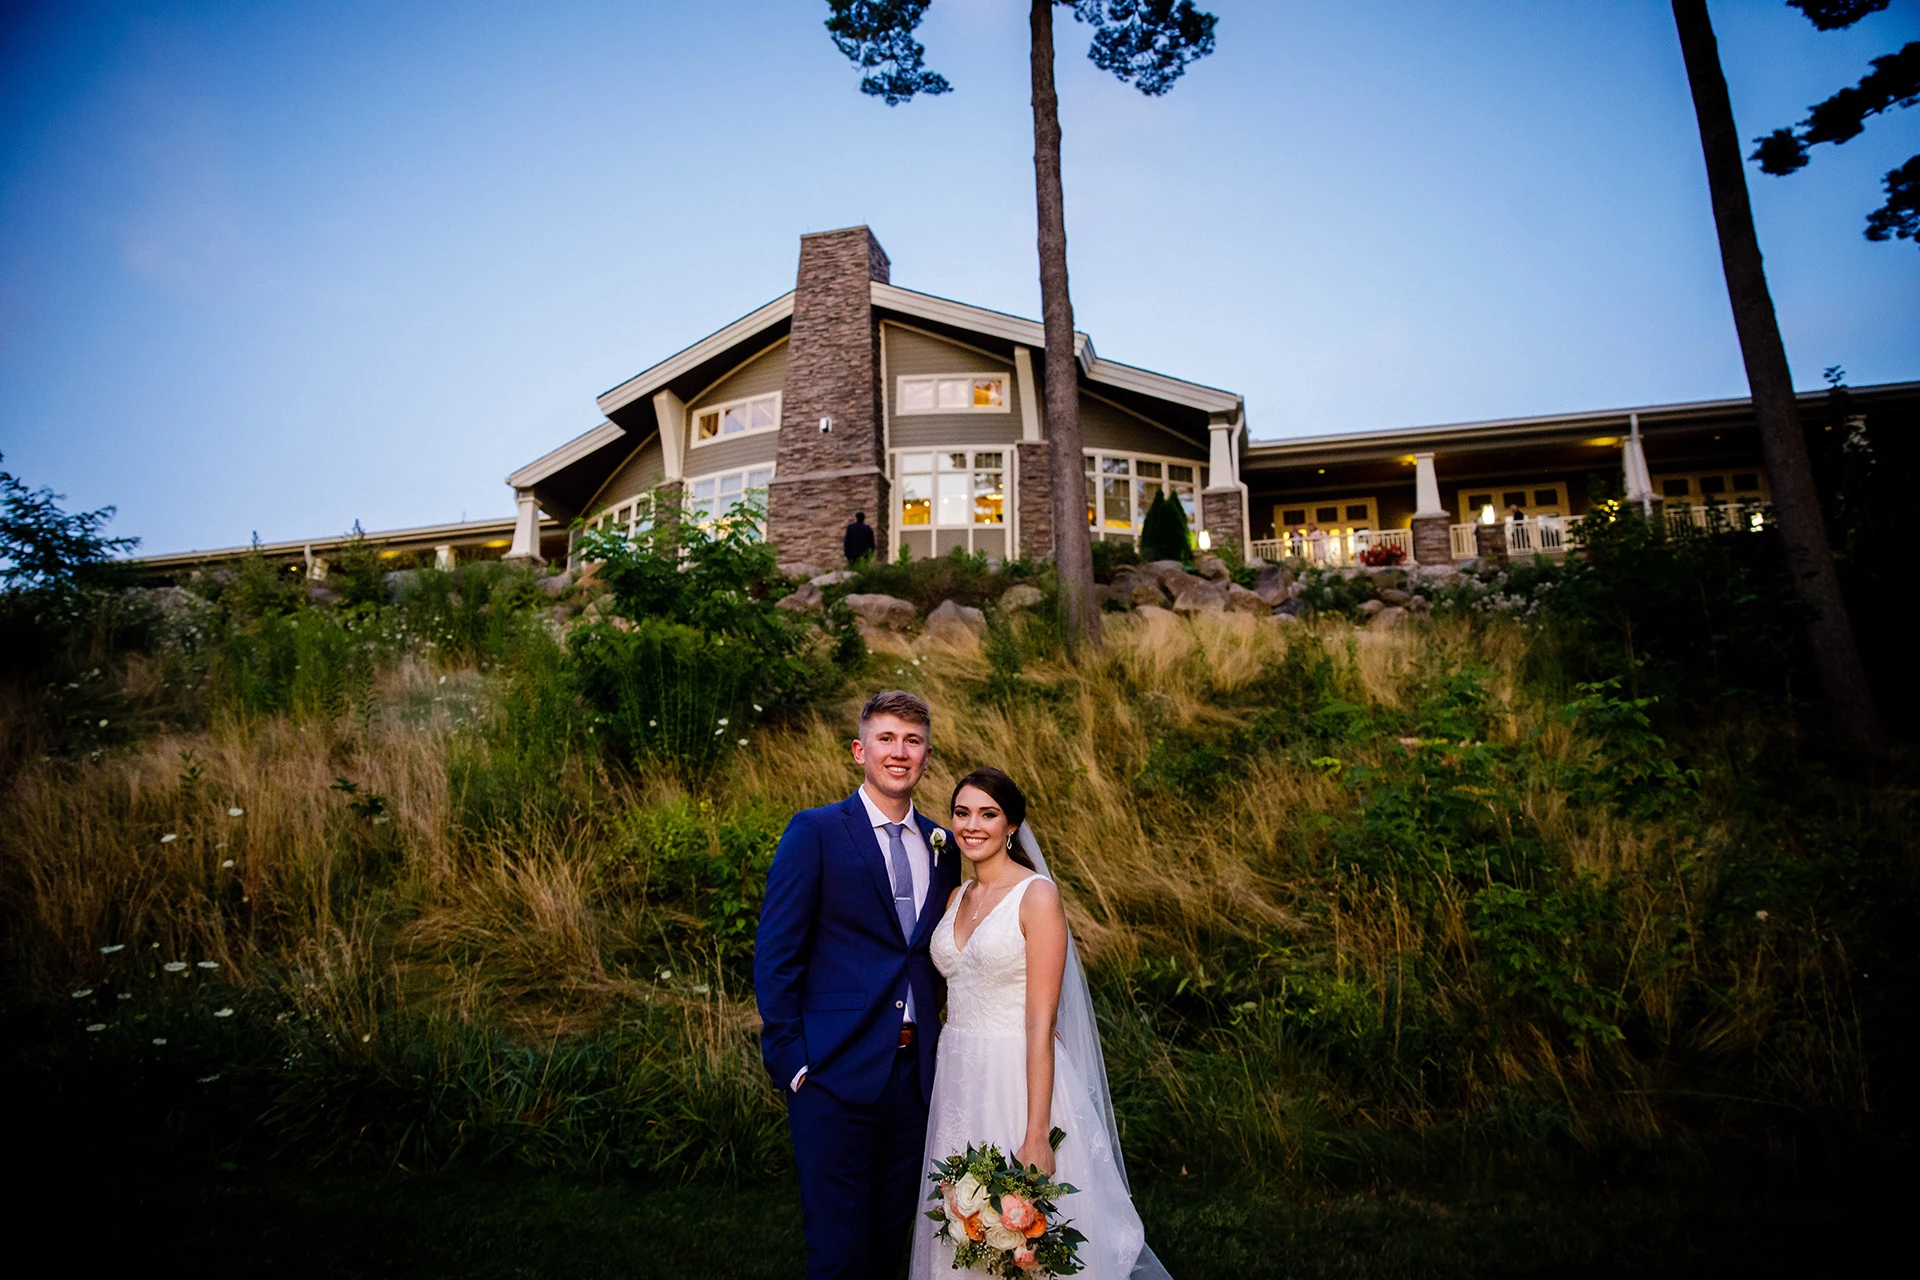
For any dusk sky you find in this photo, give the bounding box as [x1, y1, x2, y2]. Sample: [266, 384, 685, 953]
[2, 0, 1915, 556]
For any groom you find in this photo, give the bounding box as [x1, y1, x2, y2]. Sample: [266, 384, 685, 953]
[755, 690, 959, 1280]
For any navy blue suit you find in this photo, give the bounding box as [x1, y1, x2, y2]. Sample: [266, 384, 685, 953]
[755, 791, 959, 1280]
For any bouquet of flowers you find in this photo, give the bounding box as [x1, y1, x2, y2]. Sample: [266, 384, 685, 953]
[926, 1129, 1085, 1276]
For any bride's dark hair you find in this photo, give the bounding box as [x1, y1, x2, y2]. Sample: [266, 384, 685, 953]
[950, 767, 1033, 870]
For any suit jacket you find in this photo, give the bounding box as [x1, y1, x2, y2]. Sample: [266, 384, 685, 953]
[755, 790, 958, 1105]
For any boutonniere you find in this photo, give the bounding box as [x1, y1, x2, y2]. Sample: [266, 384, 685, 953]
[929, 828, 947, 867]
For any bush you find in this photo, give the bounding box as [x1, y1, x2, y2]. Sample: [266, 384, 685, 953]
[1138, 489, 1191, 563]
[845, 544, 1043, 611]
[1089, 538, 1139, 583]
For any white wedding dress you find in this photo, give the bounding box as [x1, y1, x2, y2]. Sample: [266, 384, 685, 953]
[909, 853, 1171, 1280]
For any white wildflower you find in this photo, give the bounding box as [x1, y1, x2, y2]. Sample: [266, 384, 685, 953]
[162, 962, 187, 973]
[717, 718, 729, 727]
[361, 1033, 371, 1042]
[221, 860, 235, 868]
[152, 1038, 167, 1046]
[98, 719, 108, 728]
[86, 1024, 106, 1033]
[752, 704, 763, 713]
[213, 1007, 234, 1018]
[197, 1074, 221, 1083]
[160, 833, 178, 844]
[737, 738, 748, 746]
[100, 944, 124, 954]
[1756, 909, 1770, 921]
[692, 984, 711, 995]
[228, 807, 244, 817]
[197, 960, 218, 969]
[118, 993, 132, 1000]
[72, 988, 94, 998]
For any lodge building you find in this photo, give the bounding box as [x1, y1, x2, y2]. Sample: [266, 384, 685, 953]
[135, 226, 1917, 578]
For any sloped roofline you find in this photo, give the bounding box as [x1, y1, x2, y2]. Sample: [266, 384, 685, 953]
[596, 292, 796, 418]
[1245, 379, 1920, 459]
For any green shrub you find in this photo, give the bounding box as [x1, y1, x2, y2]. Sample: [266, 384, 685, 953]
[1138, 488, 1192, 563]
[1089, 537, 1140, 582]
[844, 544, 1042, 610]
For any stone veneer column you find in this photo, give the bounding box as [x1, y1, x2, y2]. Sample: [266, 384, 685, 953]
[766, 227, 891, 568]
[1015, 442, 1054, 562]
[1201, 488, 1246, 556]
[651, 478, 686, 530]
[1411, 515, 1453, 565]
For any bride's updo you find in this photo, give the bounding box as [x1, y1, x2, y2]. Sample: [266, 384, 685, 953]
[950, 766, 1034, 870]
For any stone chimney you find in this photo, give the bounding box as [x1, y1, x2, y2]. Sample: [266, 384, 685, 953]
[766, 227, 891, 568]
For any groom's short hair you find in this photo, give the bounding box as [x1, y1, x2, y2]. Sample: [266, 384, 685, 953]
[859, 690, 930, 731]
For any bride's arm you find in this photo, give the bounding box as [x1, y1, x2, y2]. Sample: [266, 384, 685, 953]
[1016, 878, 1068, 1175]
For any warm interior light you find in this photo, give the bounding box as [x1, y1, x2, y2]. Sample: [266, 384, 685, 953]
[484, 539, 510, 548]
[1197, 530, 1213, 551]
[1480, 504, 1496, 525]
[1585, 436, 1621, 447]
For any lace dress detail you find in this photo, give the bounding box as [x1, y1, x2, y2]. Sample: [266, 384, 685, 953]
[910, 876, 1148, 1280]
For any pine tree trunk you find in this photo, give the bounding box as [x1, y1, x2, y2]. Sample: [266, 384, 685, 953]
[1671, 0, 1881, 750]
[1030, 0, 1100, 651]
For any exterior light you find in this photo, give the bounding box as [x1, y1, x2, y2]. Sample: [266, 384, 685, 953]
[1197, 530, 1213, 550]
[1480, 504, 1496, 525]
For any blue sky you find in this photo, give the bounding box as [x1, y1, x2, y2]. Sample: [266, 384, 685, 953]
[2, 0, 1915, 555]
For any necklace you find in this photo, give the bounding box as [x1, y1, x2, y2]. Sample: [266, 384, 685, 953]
[967, 877, 1017, 922]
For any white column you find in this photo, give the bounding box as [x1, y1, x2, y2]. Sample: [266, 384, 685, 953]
[652, 389, 687, 480]
[1208, 420, 1238, 486]
[434, 544, 455, 570]
[506, 491, 541, 561]
[1413, 452, 1445, 516]
[1013, 346, 1042, 442]
[1623, 413, 1654, 514]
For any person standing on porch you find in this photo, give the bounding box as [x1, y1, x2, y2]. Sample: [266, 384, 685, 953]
[844, 511, 875, 565]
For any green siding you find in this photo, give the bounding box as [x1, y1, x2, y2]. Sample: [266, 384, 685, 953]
[1080, 394, 1203, 459]
[885, 325, 1022, 450]
[591, 435, 667, 511]
[685, 341, 787, 475]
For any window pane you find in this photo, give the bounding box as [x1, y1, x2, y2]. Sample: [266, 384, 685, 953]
[973, 471, 1004, 525]
[973, 378, 1004, 408]
[1086, 475, 1097, 527]
[936, 379, 969, 409]
[722, 405, 750, 435]
[1315, 506, 1339, 523]
[747, 468, 773, 492]
[720, 474, 744, 495]
[937, 473, 970, 526]
[1174, 483, 1196, 522]
[1345, 504, 1369, 522]
[693, 479, 716, 499]
[1533, 489, 1558, 506]
[900, 380, 935, 412]
[751, 396, 778, 429]
[1168, 464, 1193, 484]
[1467, 493, 1492, 509]
[697, 411, 720, 440]
[1731, 473, 1759, 492]
[1104, 476, 1133, 530]
[1661, 478, 1689, 497]
[1282, 508, 1305, 525]
[901, 472, 932, 525]
[1102, 456, 1130, 477]
[1698, 475, 1726, 494]
[1083, 453, 1096, 473]
[1137, 460, 1162, 479]
[899, 452, 932, 475]
[1501, 491, 1527, 508]
[939, 451, 967, 471]
[973, 452, 1002, 470]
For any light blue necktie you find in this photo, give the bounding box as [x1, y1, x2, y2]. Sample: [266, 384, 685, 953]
[884, 822, 918, 940]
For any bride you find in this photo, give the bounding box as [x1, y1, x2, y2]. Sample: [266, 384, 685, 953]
[910, 767, 1171, 1280]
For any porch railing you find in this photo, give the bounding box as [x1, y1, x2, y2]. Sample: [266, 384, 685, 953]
[1249, 527, 1412, 568]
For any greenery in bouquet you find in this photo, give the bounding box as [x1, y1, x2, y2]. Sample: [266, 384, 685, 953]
[926, 1130, 1085, 1276]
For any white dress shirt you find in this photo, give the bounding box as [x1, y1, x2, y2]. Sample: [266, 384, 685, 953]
[791, 787, 933, 1093]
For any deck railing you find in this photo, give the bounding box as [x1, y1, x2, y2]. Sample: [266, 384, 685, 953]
[1249, 527, 1413, 568]
[1256, 503, 1769, 568]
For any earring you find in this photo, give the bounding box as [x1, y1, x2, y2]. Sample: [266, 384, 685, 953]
[1006, 835, 1014, 851]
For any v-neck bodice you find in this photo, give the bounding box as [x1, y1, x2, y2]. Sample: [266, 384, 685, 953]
[931, 875, 1041, 1037]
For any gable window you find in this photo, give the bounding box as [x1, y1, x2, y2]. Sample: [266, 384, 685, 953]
[1082, 452, 1203, 542]
[693, 392, 780, 445]
[688, 465, 774, 528]
[896, 374, 1009, 415]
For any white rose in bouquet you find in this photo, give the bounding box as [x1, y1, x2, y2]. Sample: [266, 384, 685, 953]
[982, 1219, 1025, 1252]
[952, 1174, 990, 1220]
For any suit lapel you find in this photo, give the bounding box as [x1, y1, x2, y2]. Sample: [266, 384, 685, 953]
[839, 792, 906, 945]
[909, 812, 951, 949]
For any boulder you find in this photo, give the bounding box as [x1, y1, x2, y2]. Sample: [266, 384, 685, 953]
[1356, 599, 1387, 619]
[777, 560, 827, 582]
[1135, 604, 1173, 622]
[1138, 560, 1189, 588]
[1273, 599, 1302, 618]
[809, 569, 857, 587]
[306, 585, 343, 607]
[1377, 587, 1411, 606]
[1253, 564, 1294, 605]
[1126, 579, 1171, 608]
[1408, 594, 1431, 614]
[927, 599, 987, 640]
[1000, 583, 1045, 612]
[536, 571, 572, 597]
[1225, 583, 1270, 616]
[1194, 554, 1232, 582]
[1368, 605, 1409, 630]
[1272, 610, 1302, 624]
[776, 582, 824, 613]
[1171, 580, 1229, 615]
[843, 593, 918, 631]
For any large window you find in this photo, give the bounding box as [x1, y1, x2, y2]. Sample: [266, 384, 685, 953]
[1083, 452, 1203, 542]
[1277, 496, 1378, 535]
[897, 450, 1005, 528]
[688, 465, 774, 527]
[692, 391, 780, 446]
[1457, 482, 1568, 522]
[896, 374, 1009, 415]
